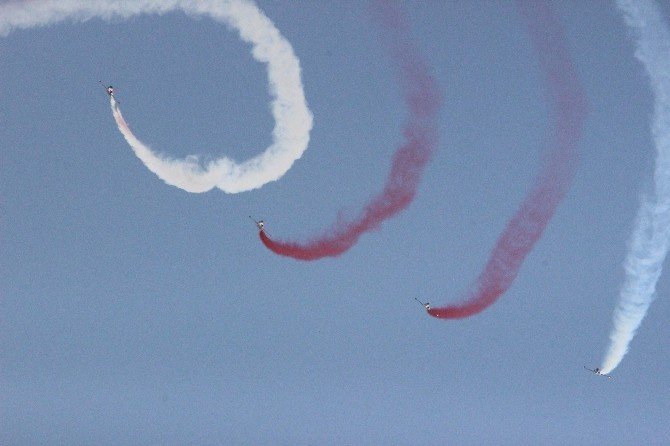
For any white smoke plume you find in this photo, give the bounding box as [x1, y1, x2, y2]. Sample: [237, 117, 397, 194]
[601, 0, 670, 374]
[0, 0, 313, 193]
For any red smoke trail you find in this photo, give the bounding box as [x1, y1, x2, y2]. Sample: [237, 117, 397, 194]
[428, 0, 587, 319]
[260, 1, 442, 261]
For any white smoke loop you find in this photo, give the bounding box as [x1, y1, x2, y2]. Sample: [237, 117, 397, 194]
[0, 0, 313, 193]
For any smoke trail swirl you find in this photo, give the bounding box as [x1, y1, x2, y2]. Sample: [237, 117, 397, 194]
[428, 0, 587, 319]
[600, 0, 670, 374]
[0, 0, 313, 194]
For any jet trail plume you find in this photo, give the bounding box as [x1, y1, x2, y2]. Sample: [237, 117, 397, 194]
[260, 0, 442, 261]
[428, 0, 587, 319]
[0, 0, 313, 194]
[600, 0, 670, 374]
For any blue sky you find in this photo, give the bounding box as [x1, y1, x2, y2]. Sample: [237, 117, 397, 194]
[2, 1, 669, 444]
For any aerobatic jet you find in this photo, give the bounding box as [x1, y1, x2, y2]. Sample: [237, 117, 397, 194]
[584, 366, 613, 380]
[249, 216, 265, 232]
[99, 81, 115, 98]
[414, 298, 430, 310]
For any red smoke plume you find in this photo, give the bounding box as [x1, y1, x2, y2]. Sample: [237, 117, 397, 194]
[260, 0, 442, 261]
[428, 0, 587, 319]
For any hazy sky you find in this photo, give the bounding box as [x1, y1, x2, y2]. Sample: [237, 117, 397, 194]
[2, 1, 669, 444]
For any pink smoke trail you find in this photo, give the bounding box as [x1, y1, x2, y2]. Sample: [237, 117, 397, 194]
[428, 0, 587, 319]
[260, 0, 442, 261]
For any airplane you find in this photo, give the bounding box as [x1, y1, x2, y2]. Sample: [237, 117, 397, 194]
[414, 297, 430, 310]
[249, 216, 265, 232]
[584, 366, 613, 380]
[99, 81, 116, 100]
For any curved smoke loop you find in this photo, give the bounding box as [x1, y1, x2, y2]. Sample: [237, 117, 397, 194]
[259, 0, 442, 260]
[0, 0, 313, 194]
[428, 0, 587, 319]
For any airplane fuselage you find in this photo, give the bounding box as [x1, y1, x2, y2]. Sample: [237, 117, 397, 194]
[584, 366, 612, 380]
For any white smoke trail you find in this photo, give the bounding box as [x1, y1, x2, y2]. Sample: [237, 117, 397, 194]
[601, 0, 670, 374]
[0, 0, 313, 194]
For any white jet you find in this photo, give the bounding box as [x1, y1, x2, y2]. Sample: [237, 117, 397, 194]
[99, 80, 117, 102]
[584, 366, 613, 380]
[249, 216, 265, 232]
[414, 297, 430, 311]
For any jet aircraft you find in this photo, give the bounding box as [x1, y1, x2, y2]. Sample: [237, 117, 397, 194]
[249, 216, 265, 232]
[584, 366, 613, 380]
[414, 297, 430, 310]
[99, 81, 116, 99]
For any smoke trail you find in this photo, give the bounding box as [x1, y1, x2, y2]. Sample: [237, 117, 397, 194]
[600, 0, 670, 374]
[428, 0, 587, 319]
[110, 95, 167, 184]
[260, 0, 442, 261]
[0, 0, 312, 194]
